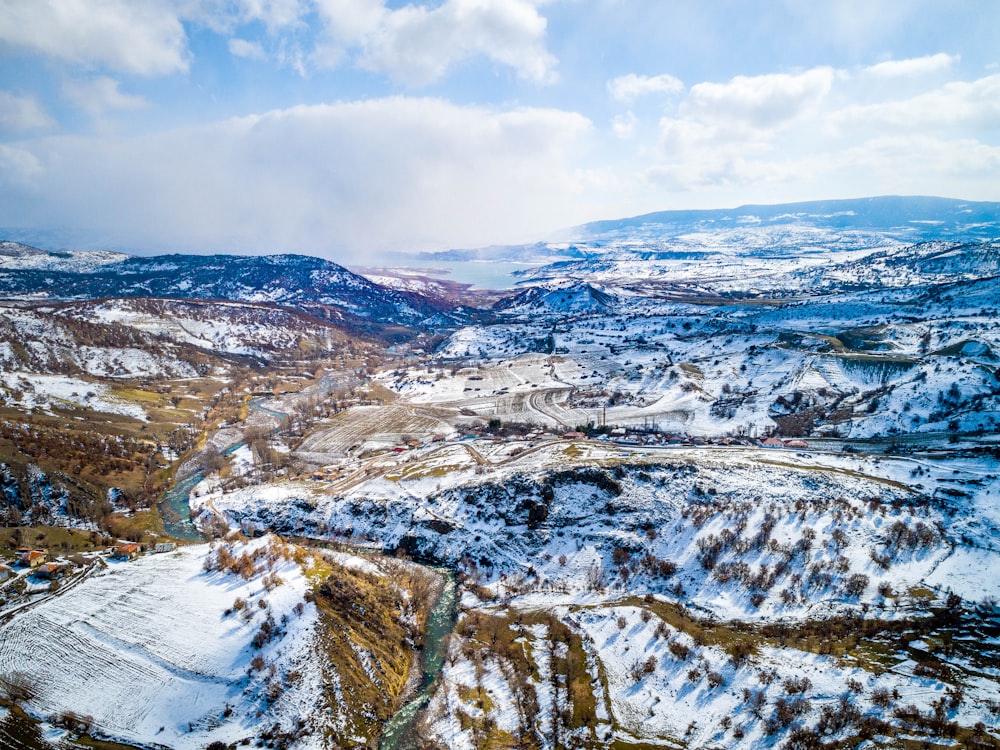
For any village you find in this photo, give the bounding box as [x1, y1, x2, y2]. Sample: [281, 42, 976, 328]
[0, 539, 178, 618]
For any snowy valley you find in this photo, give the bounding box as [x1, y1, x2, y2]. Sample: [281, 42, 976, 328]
[0, 197, 999, 750]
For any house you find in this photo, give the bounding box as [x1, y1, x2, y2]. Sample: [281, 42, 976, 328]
[34, 562, 66, 580]
[759, 437, 787, 448]
[112, 543, 142, 561]
[0, 564, 12, 582]
[785, 439, 809, 449]
[152, 542, 176, 554]
[17, 549, 47, 568]
[562, 431, 586, 440]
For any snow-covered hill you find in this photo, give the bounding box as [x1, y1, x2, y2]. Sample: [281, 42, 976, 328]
[0, 538, 322, 749]
[0, 250, 446, 332]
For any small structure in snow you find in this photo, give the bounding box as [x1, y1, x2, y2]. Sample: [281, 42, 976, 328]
[759, 437, 786, 448]
[562, 431, 586, 440]
[785, 439, 809, 449]
[34, 562, 66, 580]
[112, 543, 142, 561]
[0, 563, 13, 582]
[152, 542, 176, 554]
[17, 549, 47, 568]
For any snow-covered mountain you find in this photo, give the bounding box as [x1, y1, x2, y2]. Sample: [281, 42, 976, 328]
[0, 250, 447, 332]
[0, 240, 128, 273]
[575, 195, 1000, 244]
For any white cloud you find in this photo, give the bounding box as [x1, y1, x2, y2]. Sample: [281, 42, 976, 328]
[229, 37, 267, 60]
[611, 111, 636, 139]
[649, 67, 836, 186]
[863, 52, 959, 78]
[235, 0, 306, 31]
[62, 77, 148, 117]
[0, 98, 593, 255]
[0, 0, 189, 75]
[683, 67, 835, 129]
[0, 0, 558, 86]
[637, 61, 1000, 199]
[312, 0, 556, 85]
[312, 0, 385, 42]
[833, 74, 1000, 132]
[0, 91, 55, 133]
[607, 73, 684, 103]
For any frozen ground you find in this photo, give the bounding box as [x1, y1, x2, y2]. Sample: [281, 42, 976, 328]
[0, 538, 325, 749]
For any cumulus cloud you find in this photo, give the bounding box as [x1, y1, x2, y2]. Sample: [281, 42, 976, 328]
[0, 91, 55, 133]
[0, 0, 189, 75]
[833, 74, 1000, 132]
[611, 111, 636, 139]
[312, 0, 385, 44]
[683, 67, 834, 129]
[607, 73, 684, 103]
[353, 0, 557, 85]
[233, 0, 307, 32]
[62, 77, 148, 117]
[637, 61, 1000, 199]
[0, 0, 557, 85]
[863, 52, 959, 78]
[229, 37, 267, 60]
[0, 98, 593, 255]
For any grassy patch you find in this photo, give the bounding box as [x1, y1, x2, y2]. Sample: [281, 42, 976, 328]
[66, 737, 144, 750]
[312, 559, 420, 747]
[109, 387, 167, 406]
[677, 363, 703, 379]
[754, 457, 916, 493]
[0, 526, 111, 556]
[618, 597, 760, 663]
[457, 684, 496, 714]
[389, 462, 467, 481]
[99, 509, 167, 544]
[609, 740, 685, 750]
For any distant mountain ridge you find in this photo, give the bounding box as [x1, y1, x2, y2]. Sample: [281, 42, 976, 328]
[0, 249, 447, 333]
[577, 195, 1000, 242]
[407, 196, 1000, 269]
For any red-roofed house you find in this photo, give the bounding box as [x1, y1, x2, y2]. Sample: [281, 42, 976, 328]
[35, 562, 66, 580]
[112, 543, 141, 561]
[759, 437, 786, 449]
[17, 549, 47, 568]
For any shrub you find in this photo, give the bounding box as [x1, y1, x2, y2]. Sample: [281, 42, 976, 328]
[784, 675, 811, 694]
[668, 641, 691, 661]
[871, 687, 894, 708]
[844, 573, 869, 597]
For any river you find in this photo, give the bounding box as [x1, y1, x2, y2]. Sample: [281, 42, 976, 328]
[158, 395, 287, 541]
[157, 392, 460, 747]
[379, 570, 457, 750]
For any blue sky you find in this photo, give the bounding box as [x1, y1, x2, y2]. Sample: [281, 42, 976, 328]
[0, 0, 998, 262]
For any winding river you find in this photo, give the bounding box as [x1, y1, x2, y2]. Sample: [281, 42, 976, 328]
[158, 396, 282, 540]
[157, 393, 461, 748]
[380, 570, 457, 750]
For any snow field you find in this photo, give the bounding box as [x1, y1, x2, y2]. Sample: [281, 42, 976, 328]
[0, 539, 323, 750]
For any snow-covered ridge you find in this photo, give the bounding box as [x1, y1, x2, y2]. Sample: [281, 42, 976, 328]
[0, 247, 443, 329]
[0, 241, 128, 273]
